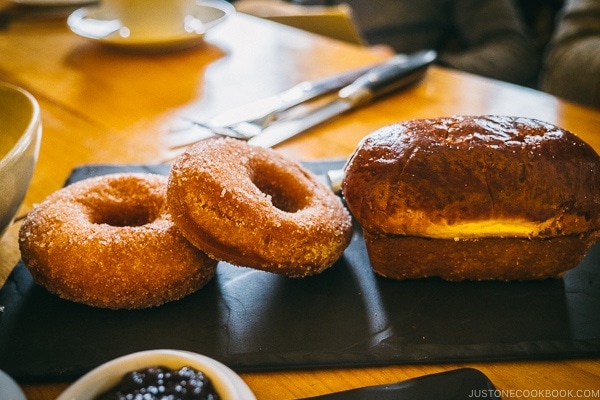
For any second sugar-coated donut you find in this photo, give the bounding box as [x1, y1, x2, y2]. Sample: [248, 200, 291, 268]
[19, 173, 217, 309]
[167, 138, 353, 277]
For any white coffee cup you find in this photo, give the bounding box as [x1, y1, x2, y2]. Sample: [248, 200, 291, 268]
[102, 0, 198, 37]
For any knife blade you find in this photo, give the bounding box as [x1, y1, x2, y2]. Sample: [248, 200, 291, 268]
[247, 49, 437, 148]
[205, 63, 378, 129]
[298, 368, 500, 400]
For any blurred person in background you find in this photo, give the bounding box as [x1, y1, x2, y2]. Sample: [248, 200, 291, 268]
[339, 0, 542, 86]
[539, 0, 600, 108]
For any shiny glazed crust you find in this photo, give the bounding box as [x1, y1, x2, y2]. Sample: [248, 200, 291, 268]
[342, 116, 600, 239]
[342, 116, 600, 281]
[18, 173, 217, 309]
[167, 138, 353, 277]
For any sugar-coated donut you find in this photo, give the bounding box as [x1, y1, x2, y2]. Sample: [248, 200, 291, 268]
[18, 173, 217, 309]
[167, 138, 353, 277]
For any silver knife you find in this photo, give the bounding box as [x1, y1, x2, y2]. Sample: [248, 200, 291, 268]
[205, 63, 378, 129]
[247, 49, 437, 148]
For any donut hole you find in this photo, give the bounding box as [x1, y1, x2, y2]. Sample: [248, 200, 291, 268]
[250, 162, 312, 213]
[92, 205, 157, 227]
[87, 195, 163, 227]
[80, 176, 167, 227]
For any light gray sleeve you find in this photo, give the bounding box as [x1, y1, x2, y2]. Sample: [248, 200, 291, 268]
[539, 0, 600, 108]
[438, 0, 541, 86]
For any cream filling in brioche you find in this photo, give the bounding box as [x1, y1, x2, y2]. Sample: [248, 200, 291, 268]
[383, 212, 591, 240]
[425, 219, 551, 240]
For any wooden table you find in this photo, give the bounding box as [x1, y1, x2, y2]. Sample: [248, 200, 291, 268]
[1, 5, 599, 399]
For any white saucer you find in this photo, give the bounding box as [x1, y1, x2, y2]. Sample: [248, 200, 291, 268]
[0, 369, 26, 400]
[13, 0, 94, 6]
[67, 0, 234, 51]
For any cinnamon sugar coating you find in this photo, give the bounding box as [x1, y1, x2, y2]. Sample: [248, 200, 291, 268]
[18, 173, 217, 309]
[167, 138, 353, 277]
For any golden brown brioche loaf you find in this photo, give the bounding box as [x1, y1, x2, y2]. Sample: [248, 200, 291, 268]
[341, 115, 600, 281]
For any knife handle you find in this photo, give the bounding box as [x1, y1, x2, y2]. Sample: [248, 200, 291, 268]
[298, 368, 499, 400]
[279, 63, 376, 110]
[339, 49, 437, 105]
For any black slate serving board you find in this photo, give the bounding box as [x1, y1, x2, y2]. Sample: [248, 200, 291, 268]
[1, 160, 599, 383]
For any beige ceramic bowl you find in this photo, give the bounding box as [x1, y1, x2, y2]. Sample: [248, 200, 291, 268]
[56, 349, 256, 400]
[0, 82, 42, 238]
